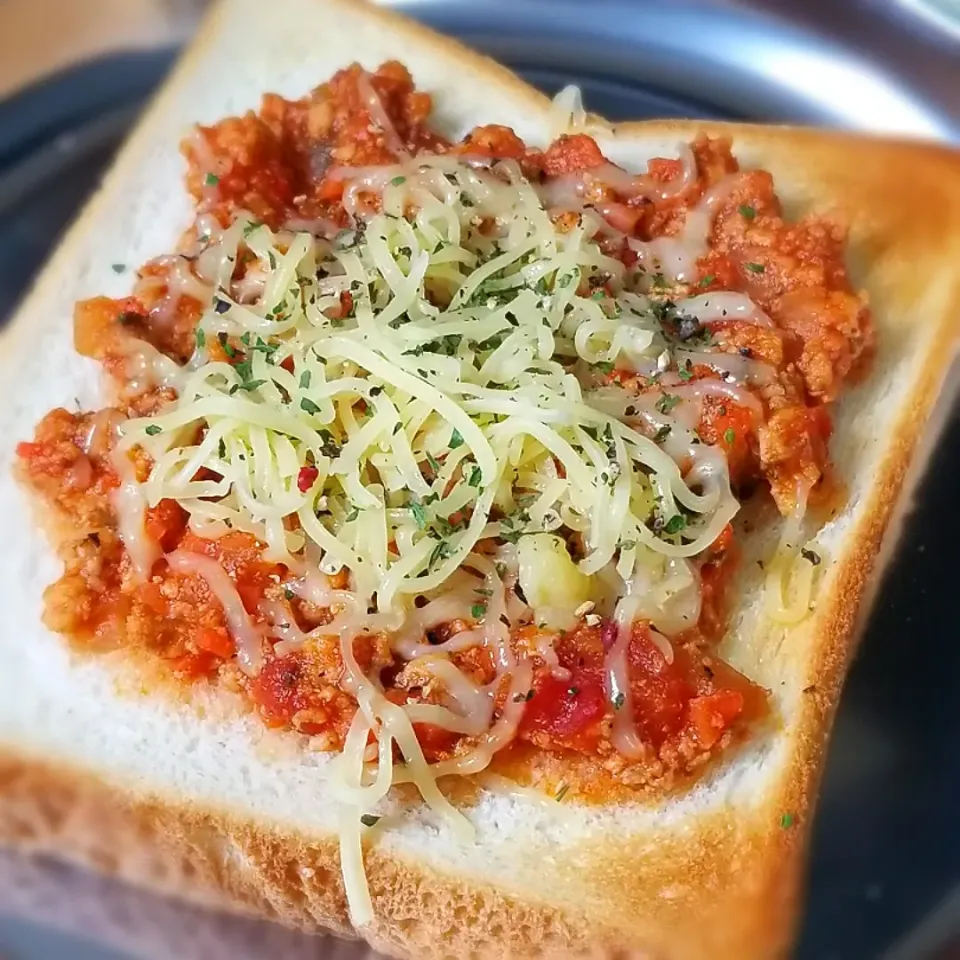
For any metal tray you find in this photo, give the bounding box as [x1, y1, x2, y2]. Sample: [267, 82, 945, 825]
[1, 3, 958, 957]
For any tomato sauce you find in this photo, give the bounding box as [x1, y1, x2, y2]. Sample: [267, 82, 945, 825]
[15, 60, 873, 799]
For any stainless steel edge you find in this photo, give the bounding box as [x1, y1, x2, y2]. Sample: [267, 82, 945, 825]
[378, 0, 960, 141]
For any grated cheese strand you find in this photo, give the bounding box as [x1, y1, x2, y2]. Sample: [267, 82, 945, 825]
[106, 134, 788, 929]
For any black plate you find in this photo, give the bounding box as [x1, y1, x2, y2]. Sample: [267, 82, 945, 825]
[1, 7, 958, 957]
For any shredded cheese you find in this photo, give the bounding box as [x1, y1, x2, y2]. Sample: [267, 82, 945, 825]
[119, 155, 740, 603]
[111, 139, 773, 926]
[764, 492, 825, 625]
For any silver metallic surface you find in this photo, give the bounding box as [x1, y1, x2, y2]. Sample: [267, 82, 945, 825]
[2, 4, 959, 960]
[380, 0, 960, 140]
[894, 0, 960, 43]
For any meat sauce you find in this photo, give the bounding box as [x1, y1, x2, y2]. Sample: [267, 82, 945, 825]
[15, 61, 872, 798]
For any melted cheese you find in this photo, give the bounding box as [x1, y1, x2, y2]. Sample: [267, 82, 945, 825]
[764, 487, 823, 625]
[166, 550, 264, 672]
[106, 135, 789, 927]
[606, 601, 646, 759]
[627, 173, 740, 282]
[356, 71, 409, 160]
[109, 446, 160, 583]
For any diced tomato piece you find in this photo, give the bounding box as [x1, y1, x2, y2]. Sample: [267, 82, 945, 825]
[687, 690, 745, 749]
[516, 619, 762, 757]
[144, 499, 188, 552]
[297, 465, 319, 492]
[316, 176, 345, 202]
[518, 627, 610, 751]
[520, 672, 607, 748]
[234, 582, 264, 614]
[195, 626, 234, 659]
[626, 627, 698, 746]
[138, 581, 167, 616]
[251, 654, 303, 726]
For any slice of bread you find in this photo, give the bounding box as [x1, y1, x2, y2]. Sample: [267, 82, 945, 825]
[1, 1, 958, 957]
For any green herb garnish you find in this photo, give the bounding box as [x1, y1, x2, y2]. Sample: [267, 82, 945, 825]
[409, 501, 427, 529]
[428, 540, 453, 570]
[663, 514, 687, 535]
[656, 393, 682, 415]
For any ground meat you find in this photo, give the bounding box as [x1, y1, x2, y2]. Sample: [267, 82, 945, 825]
[16, 408, 117, 535]
[704, 152, 873, 405]
[540, 133, 606, 177]
[758, 404, 833, 509]
[15, 61, 875, 801]
[773, 286, 871, 401]
[184, 61, 446, 230]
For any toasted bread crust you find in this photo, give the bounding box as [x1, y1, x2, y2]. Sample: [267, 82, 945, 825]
[2, 1, 960, 958]
[0, 750, 600, 958]
[0, 745, 803, 959]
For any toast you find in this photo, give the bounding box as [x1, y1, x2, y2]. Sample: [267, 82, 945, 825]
[2, 1, 959, 958]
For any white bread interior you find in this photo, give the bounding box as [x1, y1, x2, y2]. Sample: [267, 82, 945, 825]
[1, 1, 959, 957]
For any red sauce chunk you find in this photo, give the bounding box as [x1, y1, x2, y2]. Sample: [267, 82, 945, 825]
[519, 622, 762, 758]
